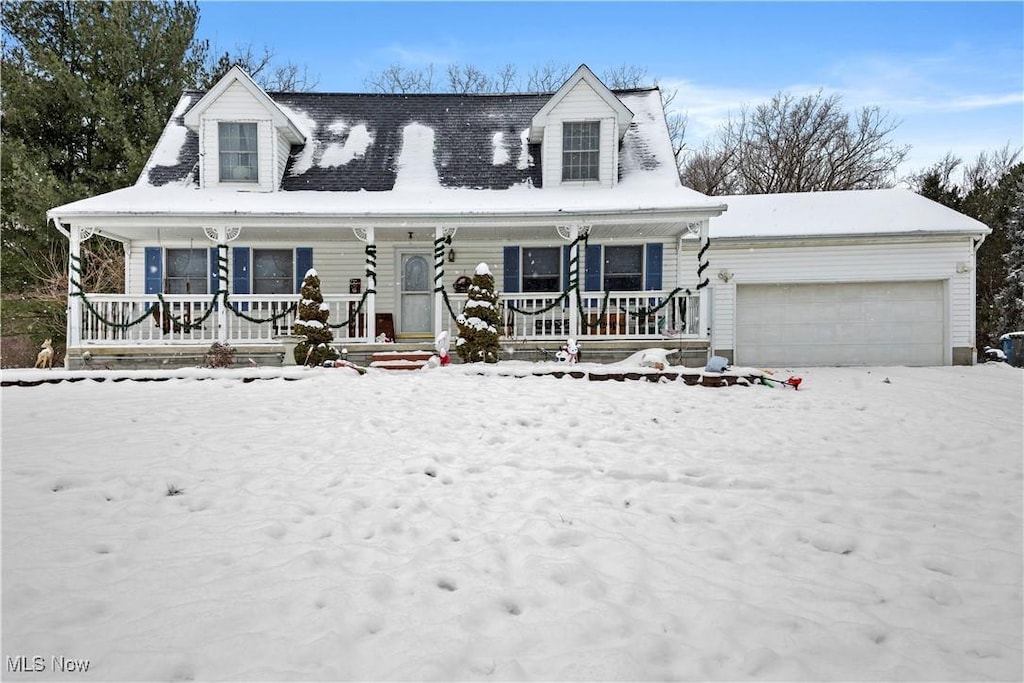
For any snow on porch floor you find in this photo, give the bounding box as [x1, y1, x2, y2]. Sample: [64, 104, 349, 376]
[1, 363, 1021, 681]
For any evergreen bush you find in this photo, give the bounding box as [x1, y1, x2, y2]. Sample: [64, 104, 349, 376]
[293, 269, 339, 366]
[455, 263, 501, 363]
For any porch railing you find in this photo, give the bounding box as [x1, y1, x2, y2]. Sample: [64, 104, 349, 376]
[77, 293, 369, 345]
[76, 290, 700, 346]
[442, 291, 701, 341]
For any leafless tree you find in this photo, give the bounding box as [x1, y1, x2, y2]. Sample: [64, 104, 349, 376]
[363, 62, 437, 94]
[964, 144, 1021, 191]
[679, 141, 740, 196]
[446, 63, 494, 94]
[525, 61, 573, 92]
[203, 44, 319, 91]
[494, 63, 517, 93]
[602, 63, 649, 89]
[687, 90, 909, 195]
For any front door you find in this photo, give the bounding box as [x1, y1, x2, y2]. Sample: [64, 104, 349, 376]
[399, 252, 433, 336]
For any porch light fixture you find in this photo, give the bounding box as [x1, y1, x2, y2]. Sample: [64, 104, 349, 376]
[447, 248, 456, 263]
[717, 269, 734, 283]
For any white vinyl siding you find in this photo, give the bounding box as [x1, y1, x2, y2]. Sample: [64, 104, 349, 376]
[276, 133, 292, 186]
[709, 237, 977, 365]
[541, 81, 617, 188]
[198, 81, 275, 191]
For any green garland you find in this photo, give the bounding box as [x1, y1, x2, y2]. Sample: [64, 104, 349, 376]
[71, 247, 296, 333]
[69, 232, 712, 337]
[326, 243, 377, 329]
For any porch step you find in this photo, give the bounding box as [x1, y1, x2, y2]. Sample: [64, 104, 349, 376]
[369, 350, 434, 371]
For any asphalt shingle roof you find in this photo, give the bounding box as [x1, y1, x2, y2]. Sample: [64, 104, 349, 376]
[143, 88, 667, 192]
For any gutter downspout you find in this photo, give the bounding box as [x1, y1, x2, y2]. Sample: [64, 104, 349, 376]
[970, 234, 987, 363]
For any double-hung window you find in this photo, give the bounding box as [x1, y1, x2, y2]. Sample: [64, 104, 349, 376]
[165, 248, 208, 294]
[219, 122, 258, 182]
[603, 245, 643, 291]
[253, 249, 293, 294]
[522, 247, 561, 292]
[562, 121, 600, 181]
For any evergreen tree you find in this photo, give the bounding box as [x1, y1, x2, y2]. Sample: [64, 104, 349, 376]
[996, 166, 1024, 334]
[455, 264, 501, 363]
[293, 269, 339, 366]
[911, 152, 1023, 349]
[1, 1, 208, 292]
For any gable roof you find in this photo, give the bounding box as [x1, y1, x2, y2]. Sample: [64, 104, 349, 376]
[710, 189, 990, 239]
[528, 64, 634, 142]
[141, 87, 677, 193]
[182, 66, 306, 144]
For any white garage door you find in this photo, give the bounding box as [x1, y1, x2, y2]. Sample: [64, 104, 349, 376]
[736, 281, 945, 367]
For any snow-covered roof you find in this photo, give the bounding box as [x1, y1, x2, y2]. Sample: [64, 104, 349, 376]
[710, 189, 990, 239]
[141, 87, 676, 193]
[51, 82, 722, 221]
[48, 181, 722, 223]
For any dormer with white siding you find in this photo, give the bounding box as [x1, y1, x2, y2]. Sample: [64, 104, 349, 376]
[529, 64, 633, 189]
[183, 66, 306, 191]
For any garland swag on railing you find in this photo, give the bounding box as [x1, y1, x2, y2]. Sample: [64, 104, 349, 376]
[326, 243, 378, 330]
[69, 246, 297, 333]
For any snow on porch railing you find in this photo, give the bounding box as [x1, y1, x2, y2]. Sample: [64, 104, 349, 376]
[76, 293, 369, 345]
[441, 291, 701, 341]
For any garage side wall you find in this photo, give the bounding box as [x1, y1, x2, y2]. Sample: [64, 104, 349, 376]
[709, 237, 977, 366]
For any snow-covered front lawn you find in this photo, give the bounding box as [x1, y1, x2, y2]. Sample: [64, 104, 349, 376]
[2, 364, 1021, 681]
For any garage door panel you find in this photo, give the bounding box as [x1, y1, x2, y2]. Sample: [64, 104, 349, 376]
[736, 282, 945, 367]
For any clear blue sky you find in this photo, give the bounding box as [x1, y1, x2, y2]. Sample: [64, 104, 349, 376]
[197, 1, 1024, 178]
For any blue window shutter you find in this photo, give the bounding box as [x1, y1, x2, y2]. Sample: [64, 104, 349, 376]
[585, 244, 602, 291]
[562, 246, 571, 292]
[503, 246, 520, 293]
[232, 247, 250, 294]
[645, 243, 663, 291]
[209, 248, 219, 295]
[232, 247, 250, 311]
[295, 247, 313, 293]
[144, 247, 162, 294]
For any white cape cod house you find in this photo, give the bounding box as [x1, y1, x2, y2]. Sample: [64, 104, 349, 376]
[48, 65, 989, 368]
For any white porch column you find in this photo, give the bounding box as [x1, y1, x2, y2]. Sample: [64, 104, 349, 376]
[123, 242, 131, 294]
[432, 226, 457, 339]
[216, 228, 229, 343]
[698, 219, 711, 339]
[434, 226, 445, 338]
[364, 228, 376, 341]
[67, 223, 83, 355]
[567, 223, 580, 337]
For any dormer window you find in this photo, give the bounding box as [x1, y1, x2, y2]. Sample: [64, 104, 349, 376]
[219, 122, 258, 182]
[562, 121, 600, 181]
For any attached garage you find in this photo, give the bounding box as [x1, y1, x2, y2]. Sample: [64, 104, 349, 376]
[705, 189, 990, 367]
[735, 281, 946, 367]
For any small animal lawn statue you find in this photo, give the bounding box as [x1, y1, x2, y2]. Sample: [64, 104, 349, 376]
[555, 338, 580, 363]
[35, 338, 55, 369]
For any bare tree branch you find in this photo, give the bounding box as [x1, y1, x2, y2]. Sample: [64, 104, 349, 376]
[693, 90, 909, 194]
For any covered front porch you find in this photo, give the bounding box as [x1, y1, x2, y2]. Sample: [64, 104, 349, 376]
[55, 213, 714, 369]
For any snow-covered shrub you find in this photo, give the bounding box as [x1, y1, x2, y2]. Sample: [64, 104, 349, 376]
[203, 341, 236, 368]
[293, 269, 340, 366]
[455, 263, 501, 363]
